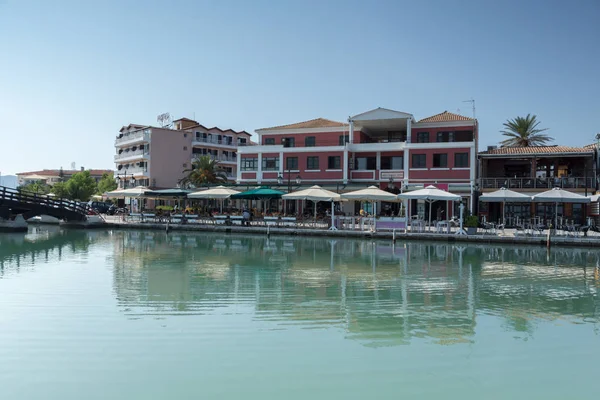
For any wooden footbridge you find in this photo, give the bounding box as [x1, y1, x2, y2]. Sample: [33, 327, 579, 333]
[0, 186, 90, 221]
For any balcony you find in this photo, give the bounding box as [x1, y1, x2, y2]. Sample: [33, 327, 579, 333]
[192, 154, 236, 163]
[481, 177, 595, 190]
[114, 149, 149, 161]
[115, 129, 150, 146]
[193, 137, 237, 147]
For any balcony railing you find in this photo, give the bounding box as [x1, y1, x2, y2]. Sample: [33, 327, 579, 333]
[481, 177, 595, 190]
[194, 137, 237, 146]
[115, 129, 150, 145]
[114, 149, 149, 161]
[192, 154, 237, 162]
[117, 166, 148, 176]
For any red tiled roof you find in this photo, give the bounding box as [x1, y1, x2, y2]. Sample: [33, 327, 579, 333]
[418, 111, 474, 123]
[16, 169, 113, 177]
[480, 146, 593, 156]
[258, 118, 348, 131]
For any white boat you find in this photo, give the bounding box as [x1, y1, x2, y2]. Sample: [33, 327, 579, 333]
[0, 215, 28, 232]
[27, 215, 61, 225]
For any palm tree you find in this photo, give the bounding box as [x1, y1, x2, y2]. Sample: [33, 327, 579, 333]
[500, 114, 553, 147]
[179, 155, 228, 188]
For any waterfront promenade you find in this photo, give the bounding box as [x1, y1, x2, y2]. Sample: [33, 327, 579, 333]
[99, 216, 600, 248]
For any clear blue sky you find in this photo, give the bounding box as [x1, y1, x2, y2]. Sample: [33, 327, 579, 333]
[1, 0, 599, 175]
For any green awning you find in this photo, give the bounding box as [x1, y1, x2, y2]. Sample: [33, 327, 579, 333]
[144, 188, 193, 198]
[230, 187, 285, 200]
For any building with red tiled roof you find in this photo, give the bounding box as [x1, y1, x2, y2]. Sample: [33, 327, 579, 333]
[115, 117, 251, 189]
[478, 144, 597, 225]
[237, 107, 479, 215]
[418, 111, 474, 123]
[16, 168, 113, 186]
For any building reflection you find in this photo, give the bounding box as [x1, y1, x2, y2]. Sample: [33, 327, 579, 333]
[111, 231, 600, 346]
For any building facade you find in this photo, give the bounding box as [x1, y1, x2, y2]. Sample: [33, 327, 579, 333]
[478, 145, 596, 225]
[16, 168, 113, 186]
[115, 118, 251, 189]
[237, 108, 478, 216]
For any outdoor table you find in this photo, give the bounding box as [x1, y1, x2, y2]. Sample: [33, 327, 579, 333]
[411, 219, 425, 233]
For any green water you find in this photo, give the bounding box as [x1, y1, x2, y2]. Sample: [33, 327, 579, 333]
[1, 228, 599, 399]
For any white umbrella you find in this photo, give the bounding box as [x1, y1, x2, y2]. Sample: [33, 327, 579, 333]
[106, 186, 148, 198]
[187, 185, 240, 199]
[398, 185, 461, 231]
[283, 185, 341, 225]
[532, 187, 590, 227]
[480, 187, 532, 224]
[188, 185, 241, 212]
[342, 185, 399, 224]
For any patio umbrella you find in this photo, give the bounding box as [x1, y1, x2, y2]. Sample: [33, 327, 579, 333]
[532, 187, 590, 228]
[398, 185, 461, 231]
[188, 186, 241, 212]
[480, 187, 532, 224]
[105, 186, 148, 198]
[342, 185, 400, 222]
[283, 185, 341, 223]
[230, 187, 285, 214]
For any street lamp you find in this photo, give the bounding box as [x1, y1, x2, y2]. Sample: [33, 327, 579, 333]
[278, 171, 301, 214]
[115, 173, 136, 189]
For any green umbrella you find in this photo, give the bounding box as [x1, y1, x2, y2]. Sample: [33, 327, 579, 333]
[230, 187, 285, 200]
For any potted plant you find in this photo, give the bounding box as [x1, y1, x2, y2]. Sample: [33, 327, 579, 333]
[465, 215, 479, 235]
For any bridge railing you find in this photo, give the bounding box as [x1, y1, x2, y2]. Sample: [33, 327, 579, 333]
[0, 186, 91, 217]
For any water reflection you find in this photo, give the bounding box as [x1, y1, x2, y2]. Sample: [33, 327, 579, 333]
[2, 229, 598, 346]
[107, 231, 600, 346]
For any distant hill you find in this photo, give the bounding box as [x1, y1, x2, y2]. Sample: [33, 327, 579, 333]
[0, 175, 17, 189]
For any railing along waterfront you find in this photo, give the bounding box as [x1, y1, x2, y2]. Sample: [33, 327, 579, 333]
[481, 177, 594, 190]
[0, 186, 90, 219]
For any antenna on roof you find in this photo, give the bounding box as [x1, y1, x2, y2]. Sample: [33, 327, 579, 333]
[463, 98, 475, 119]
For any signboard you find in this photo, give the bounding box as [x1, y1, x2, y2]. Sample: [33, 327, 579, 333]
[380, 171, 404, 180]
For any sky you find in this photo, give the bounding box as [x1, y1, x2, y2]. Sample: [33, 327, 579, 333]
[0, 0, 599, 176]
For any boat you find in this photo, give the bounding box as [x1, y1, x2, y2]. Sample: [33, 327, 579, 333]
[27, 215, 61, 225]
[0, 215, 28, 232]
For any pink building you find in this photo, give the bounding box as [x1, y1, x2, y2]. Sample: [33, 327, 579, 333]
[115, 118, 251, 189]
[237, 108, 478, 215]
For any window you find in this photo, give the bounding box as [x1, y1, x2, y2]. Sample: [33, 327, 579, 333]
[241, 158, 258, 171]
[412, 154, 426, 168]
[339, 135, 349, 146]
[454, 153, 469, 168]
[282, 137, 295, 147]
[183, 146, 188, 151]
[305, 136, 316, 147]
[184, 133, 187, 138]
[307, 156, 319, 170]
[183, 163, 187, 168]
[238, 138, 247, 145]
[286, 157, 298, 170]
[433, 154, 448, 168]
[417, 132, 429, 143]
[328, 156, 341, 169]
[381, 156, 403, 170]
[264, 138, 275, 145]
[355, 157, 376, 170]
[262, 157, 279, 171]
[437, 131, 455, 143]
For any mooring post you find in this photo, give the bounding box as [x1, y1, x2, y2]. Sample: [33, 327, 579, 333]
[546, 224, 551, 249]
[267, 225, 270, 237]
[166, 220, 170, 234]
[392, 229, 396, 243]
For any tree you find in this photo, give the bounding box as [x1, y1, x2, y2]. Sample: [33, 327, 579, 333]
[500, 114, 553, 147]
[51, 182, 70, 199]
[19, 181, 51, 195]
[65, 171, 97, 201]
[97, 172, 117, 194]
[179, 155, 227, 188]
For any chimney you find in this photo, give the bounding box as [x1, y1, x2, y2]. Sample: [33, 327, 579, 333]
[80, 166, 84, 171]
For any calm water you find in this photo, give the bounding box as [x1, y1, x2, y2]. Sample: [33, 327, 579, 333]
[1, 228, 599, 399]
